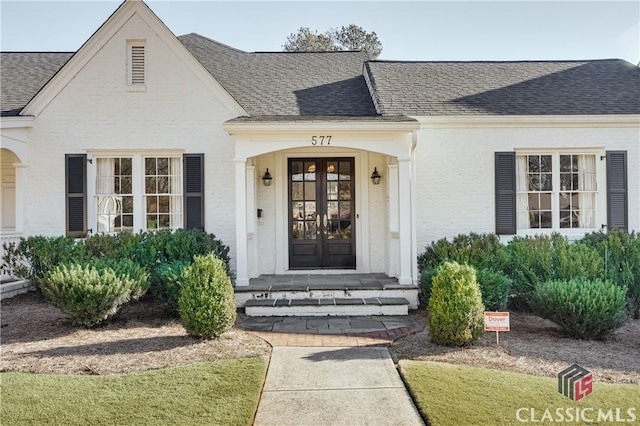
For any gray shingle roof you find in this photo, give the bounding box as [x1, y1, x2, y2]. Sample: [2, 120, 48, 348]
[1, 52, 73, 116]
[178, 33, 378, 116]
[365, 60, 640, 116]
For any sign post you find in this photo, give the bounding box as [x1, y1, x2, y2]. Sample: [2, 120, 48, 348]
[484, 312, 510, 346]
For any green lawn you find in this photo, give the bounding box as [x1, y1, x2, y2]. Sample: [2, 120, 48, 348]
[1, 357, 267, 426]
[400, 361, 639, 426]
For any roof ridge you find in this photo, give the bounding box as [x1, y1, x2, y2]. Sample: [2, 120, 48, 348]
[178, 33, 247, 54]
[1, 51, 75, 54]
[367, 58, 626, 64]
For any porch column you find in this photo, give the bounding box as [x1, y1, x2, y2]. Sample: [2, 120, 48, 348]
[13, 163, 27, 233]
[234, 158, 249, 286]
[397, 158, 413, 285]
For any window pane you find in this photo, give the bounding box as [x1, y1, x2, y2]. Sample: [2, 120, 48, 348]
[292, 182, 303, 200]
[540, 211, 552, 228]
[145, 177, 156, 194]
[540, 193, 551, 210]
[326, 161, 338, 181]
[304, 201, 316, 219]
[528, 156, 539, 172]
[304, 182, 316, 200]
[540, 155, 552, 172]
[158, 196, 170, 213]
[327, 182, 338, 200]
[541, 173, 552, 191]
[305, 221, 316, 240]
[339, 182, 351, 200]
[157, 158, 169, 175]
[145, 158, 156, 175]
[157, 176, 169, 194]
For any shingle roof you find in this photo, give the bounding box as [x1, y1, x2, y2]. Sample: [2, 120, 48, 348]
[178, 33, 378, 116]
[365, 60, 640, 116]
[1, 52, 73, 116]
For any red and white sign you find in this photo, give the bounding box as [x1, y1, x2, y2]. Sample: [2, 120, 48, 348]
[484, 312, 510, 331]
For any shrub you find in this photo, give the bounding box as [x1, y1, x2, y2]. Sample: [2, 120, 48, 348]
[152, 260, 191, 313]
[40, 261, 146, 327]
[1, 236, 91, 288]
[178, 254, 236, 339]
[418, 233, 510, 274]
[476, 268, 511, 311]
[505, 234, 603, 309]
[136, 229, 233, 285]
[580, 229, 640, 319]
[419, 265, 440, 304]
[428, 261, 485, 346]
[91, 258, 149, 300]
[531, 278, 627, 340]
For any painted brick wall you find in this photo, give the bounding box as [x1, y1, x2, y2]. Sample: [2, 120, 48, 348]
[24, 12, 240, 266]
[414, 125, 640, 252]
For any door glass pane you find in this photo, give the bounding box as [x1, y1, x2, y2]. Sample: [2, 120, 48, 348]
[339, 201, 351, 220]
[327, 182, 338, 200]
[339, 182, 351, 200]
[326, 161, 338, 180]
[305, 221, 316, 240]
[291, 161, 304, 181]
[340, 220, 351, 239]
[304, 202, 316, 220]
[304, 182, 316, 200]
[292, 222, 304, 239]
[292, 201, 304, 220]
[304, 161, 316, 181]
[327, 201, 339, 220]
[339, 161, 351, 180]
[292, 182, 303, 200]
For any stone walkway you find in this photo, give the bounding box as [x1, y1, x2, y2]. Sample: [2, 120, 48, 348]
[238, 315, 423, 347]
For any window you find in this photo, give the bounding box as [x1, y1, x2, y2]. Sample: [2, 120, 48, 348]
[96, 157, 133, 233]
[516, 152, 597, 230]
[144, 157, 182, 230]
[94, 155, 182, 233]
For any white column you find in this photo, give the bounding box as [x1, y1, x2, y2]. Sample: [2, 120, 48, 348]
[13, 163, 27, 234]
[246, 164, 257, 278]
[387, 164, 399, 278]
[235, 158, 249, 286]
[397, 158, 412, 285]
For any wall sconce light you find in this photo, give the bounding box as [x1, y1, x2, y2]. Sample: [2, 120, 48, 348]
[262, 169, 273, 186]
[371, 167, 381, 185]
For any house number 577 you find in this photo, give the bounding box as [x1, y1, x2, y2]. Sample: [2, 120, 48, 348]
[311, 136, 332, 145]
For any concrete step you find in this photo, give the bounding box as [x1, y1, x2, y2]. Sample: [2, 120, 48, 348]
[244, 297, 410, 317]
[236, 284, 419, 310]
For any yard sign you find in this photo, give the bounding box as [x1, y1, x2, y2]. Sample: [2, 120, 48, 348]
[484, 311, 510, 346]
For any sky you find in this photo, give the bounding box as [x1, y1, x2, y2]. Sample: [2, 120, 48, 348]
[1, 1, 639, 64]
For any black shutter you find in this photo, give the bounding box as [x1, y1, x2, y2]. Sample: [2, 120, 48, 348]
[495, 152, 516, 235]
[184, 153, 204, 230]
[65, 154, 87, 237]
[606, 151, 628, 230]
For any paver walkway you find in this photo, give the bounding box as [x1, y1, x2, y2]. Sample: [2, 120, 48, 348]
[253, 346, 425, 426]
[244, 316, 426, 425]
[239, 315, 423, 347]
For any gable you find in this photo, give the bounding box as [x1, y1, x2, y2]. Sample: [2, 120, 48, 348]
[21, 0, 245, 118]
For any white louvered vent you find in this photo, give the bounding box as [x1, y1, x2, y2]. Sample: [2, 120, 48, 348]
[131, 45, 145, 85]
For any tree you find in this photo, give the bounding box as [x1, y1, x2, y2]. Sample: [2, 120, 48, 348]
[283, 25, 382, 58]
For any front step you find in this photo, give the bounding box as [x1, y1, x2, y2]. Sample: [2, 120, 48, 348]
[244, 297, 409, 317]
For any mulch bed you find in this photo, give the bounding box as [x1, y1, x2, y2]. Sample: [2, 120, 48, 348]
[0, 292, 270, 375]
[390, 309, 640, 384]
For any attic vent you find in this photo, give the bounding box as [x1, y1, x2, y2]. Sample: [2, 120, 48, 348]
[131, 45, 145, 84]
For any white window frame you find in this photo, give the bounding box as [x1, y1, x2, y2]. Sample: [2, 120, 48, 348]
[87, 151, 184, 234]
[127, 40, 146, 91]
[515, 149, 606, 239]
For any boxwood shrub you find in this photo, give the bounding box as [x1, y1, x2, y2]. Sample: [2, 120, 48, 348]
[178, 254, 236, 339]
[428, 261, 485, 346]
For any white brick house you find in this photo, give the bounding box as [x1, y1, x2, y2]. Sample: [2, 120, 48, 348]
[1, 0, 638, 313]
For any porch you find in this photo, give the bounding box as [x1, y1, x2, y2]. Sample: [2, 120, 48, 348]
[235, 274, 419, 316]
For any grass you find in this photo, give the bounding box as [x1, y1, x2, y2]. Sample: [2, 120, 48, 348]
[1, 357, 267, 426]
[400, 361, 639, 426]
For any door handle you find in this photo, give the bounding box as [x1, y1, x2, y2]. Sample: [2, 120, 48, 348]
[323, 214, 328, 227]
[316, 214, 321, 234]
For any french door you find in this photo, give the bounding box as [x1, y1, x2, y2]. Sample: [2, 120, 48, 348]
[289, 158, 356, 269]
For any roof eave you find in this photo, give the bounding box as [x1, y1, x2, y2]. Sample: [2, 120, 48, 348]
[224, 117, 420, 134]
[414, 114, 640, 128]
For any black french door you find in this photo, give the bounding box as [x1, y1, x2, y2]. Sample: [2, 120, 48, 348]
[288, 158, 356, 269]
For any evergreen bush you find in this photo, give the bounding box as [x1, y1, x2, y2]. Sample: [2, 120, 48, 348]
[178, 254, 236, 339]
[418, 233, 509, 274]
[580, 229, 640, 319]
[40, 261, 147, 327]
[1, 236, 91, 288]
[475, 268, 511, 311]
[153, 260, 191, 313]
[531, 278, 627, 340]
[428, 261, 485, 346]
